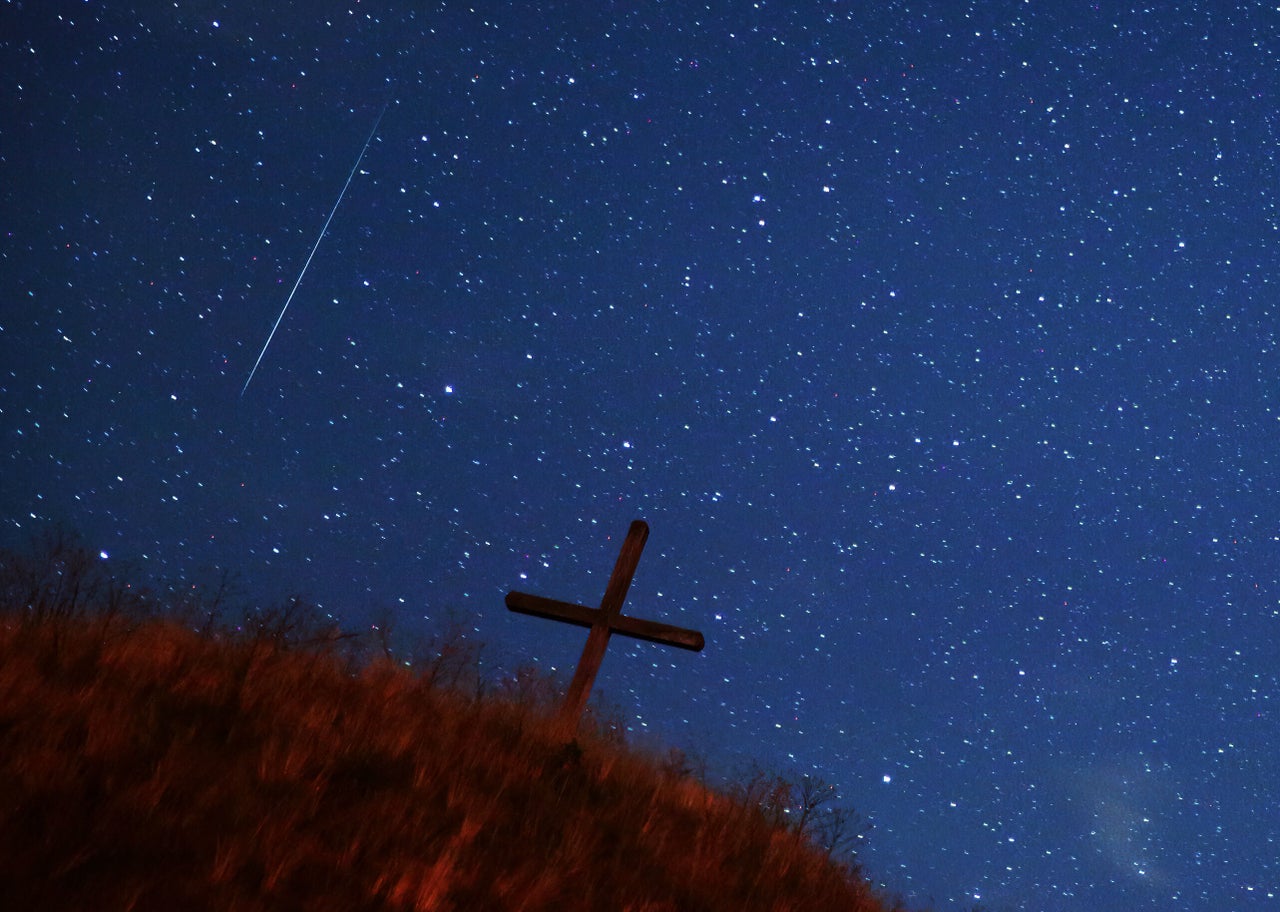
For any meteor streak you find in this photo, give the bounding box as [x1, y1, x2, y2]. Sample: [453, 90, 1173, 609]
[241, 100, 390, 396]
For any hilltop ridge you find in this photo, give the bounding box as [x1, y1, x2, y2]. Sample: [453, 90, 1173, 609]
[0, 534, 893, 911]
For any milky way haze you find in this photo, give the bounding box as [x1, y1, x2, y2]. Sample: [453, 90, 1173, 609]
[4, 3, 1277, 909]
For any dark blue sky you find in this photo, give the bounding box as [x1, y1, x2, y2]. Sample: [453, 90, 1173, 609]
[4, 2, 1278, 908]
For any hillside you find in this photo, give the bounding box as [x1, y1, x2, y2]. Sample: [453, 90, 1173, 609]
[0, 536, 895, 911]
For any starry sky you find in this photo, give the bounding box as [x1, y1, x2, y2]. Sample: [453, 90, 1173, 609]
[4, 2, 1279, 908]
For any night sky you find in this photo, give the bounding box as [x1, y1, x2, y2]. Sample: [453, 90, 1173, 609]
[4, 2, 1279, 908]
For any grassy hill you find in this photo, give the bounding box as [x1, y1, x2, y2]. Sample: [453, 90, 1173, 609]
[0, 533, 898, 911]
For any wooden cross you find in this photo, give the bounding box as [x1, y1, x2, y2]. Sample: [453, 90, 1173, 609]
[506, 519, 705, 735]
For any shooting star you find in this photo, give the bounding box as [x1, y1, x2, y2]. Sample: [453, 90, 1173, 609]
[241, 100, 391, 396]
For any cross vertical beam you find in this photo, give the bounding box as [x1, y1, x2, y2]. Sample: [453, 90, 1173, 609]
[505, 520, 705, 735]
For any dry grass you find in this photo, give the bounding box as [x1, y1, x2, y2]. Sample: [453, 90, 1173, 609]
[0, 535, 895, 911]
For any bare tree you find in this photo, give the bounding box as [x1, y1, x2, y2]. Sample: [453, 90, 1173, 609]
[408, 608, 484, 695]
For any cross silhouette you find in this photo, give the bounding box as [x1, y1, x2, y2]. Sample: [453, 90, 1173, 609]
[505, 520, 705, 734]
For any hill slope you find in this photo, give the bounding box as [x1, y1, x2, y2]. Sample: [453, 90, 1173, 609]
[0, 606, 891, 911]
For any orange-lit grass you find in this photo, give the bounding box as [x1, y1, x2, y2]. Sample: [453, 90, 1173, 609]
[0, 614, 888, 911]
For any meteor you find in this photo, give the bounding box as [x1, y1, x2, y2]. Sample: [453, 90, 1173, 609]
[241, 100, 390, 396]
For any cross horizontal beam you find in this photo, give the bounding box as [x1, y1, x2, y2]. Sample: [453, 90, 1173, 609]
[505, 591, 705, 651]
